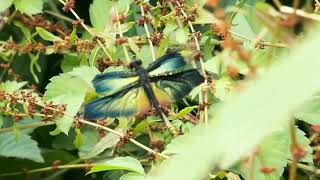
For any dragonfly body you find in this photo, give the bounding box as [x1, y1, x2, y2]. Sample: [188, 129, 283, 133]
[131, 60, 166, 121]
[84, 51, 204, 121]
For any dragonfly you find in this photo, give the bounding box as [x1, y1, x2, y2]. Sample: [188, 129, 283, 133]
[84, 51, 204, 123]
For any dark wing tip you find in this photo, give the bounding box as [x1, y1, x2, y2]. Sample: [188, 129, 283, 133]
[84, 99, 106, 120]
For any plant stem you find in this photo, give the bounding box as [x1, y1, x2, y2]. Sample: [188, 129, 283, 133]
[140, 4, 156, 61]
[78, 119, 169, 159]
[113, 1, 130, 63]
[44, 10, 75, 24]
[280, 6, 320, 21]
[289, 119, 298, 180]
[57, 0, 113, 61]
[42, 105, 169, 159]
[0, 121, 55, 134]
[174, 1, 209, 125]
[47, 1, 68, 27]
[0, 163, 94, 177]
[230, 31, 289, 48]
[287, 160, 320, 174]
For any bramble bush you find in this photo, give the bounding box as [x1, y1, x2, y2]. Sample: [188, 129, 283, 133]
[1, 0, 320, 179]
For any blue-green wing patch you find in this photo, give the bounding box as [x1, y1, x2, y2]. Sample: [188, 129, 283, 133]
[93, 71, 138, 95]
[150, 69, 204, 100]
[146, 51, 187, 76]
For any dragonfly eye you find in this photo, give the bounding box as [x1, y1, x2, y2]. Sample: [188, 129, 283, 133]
[129, 60, 142, 69]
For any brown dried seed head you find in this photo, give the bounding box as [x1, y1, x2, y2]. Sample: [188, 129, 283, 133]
[260, 166, 276, 174]
[205, 0, 219, 8]
[62, 0, 76, 12]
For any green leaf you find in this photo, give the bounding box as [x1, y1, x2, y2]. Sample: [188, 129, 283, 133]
[193, 8, 218, 24]
[240, 131, 289, 180]
[87, 156, 145, 175]
[0, 132, 44, 163]
[120, 172, 146, 180]
[175, 106, 198, 119]
[128, 38, 140, 56]
[44, 70, 93, 134]
[61, 54, 81, 73]
[295, 97, 320, 125]
[157, 38, 169, 58]
[230, 13, 256, 39]
[204, 57, 220, 74]
[29, 53, 40, 83]
[215, 77, 234, 100]
[89, 46, 101, 67]
[52, 130, 76, 150]
[116, 0, 133, 13]
[13, 21, 32, 39]
[36, 27, 62, 42]
[74, 128, 84, 149]
[109, 22, 135, 35]
[295, 128, 313, 163]
[133, 117, 161, 134]
[84, 132, 120, 159]
[70, 28, 77, 45]
[175, 28, 189, 44]
[49, 127, 61, 136]
[186, 0, 205, 7]
[0, 114, 3, 128]
[67, 66, 99, 87]
[138, 45, 153, 67]
[78, 128, 99, 158]
[89, 0, 113, 32]
[163, 23, 178, 37]
[0, 81, 27, 92]
[14, 0, 43, 16]
[0, 0, 14, 12]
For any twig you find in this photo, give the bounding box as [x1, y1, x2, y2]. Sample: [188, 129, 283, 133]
[140, 5, 156, 61]
[0, 121, 55, 134]
[43, 106, 169, 159]
[289, 119, 298, 180]
[0, 163, 94, 177]
[174, 2, 209, 125]
[230, 31, 289, 48]
[47, 1, 68, 28]
[57, 0, 113, 61]
[288, 160, 320, 174]
[272, 0, 282, 9]
[113, 1, 130, 62]
[79, 119, 170, 159]
[280, 6, 320, 21]
[44, 10, 75, 24]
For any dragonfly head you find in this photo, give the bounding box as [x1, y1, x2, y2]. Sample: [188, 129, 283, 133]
[129, 60, 142, 69]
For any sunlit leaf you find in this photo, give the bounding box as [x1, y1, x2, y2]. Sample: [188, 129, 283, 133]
[0, 0, 14, 12]
[0, 81, 27, 92]
[174, 106, 198, 119]
[74, 128, 84, 149]
[36, 27, 62, 42]
[87, 156, 145, 175]
[14, 0, 43, 15]
[83, 132, 120, 159]
[44, 68, 95, 134]
[89, 0, 113, 32]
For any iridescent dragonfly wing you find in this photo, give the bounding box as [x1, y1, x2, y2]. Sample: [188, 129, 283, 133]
[146, 51, 187, 76]
[84, 82, 153, 120]
[93, 71, 139, 95]
[149, 69, 204, 106]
